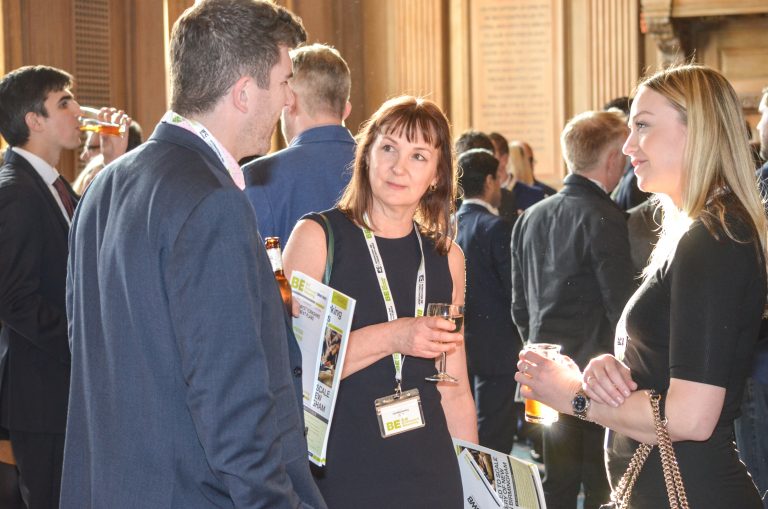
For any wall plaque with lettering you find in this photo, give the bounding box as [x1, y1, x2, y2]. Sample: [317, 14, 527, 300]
[469, 0, 565, 186]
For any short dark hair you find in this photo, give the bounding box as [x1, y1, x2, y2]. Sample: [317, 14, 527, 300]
[0, 65, 73, 146]
[170, 0, 306, 116]
[455, 129, 494, 155]
[603, 96, 632, 116]
[126, 121, 143, 152]
[488, 132, 509, 156]
[458, 148, 498, 198]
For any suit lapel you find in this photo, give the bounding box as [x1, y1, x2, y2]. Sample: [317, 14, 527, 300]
[4, 150, 71, 234]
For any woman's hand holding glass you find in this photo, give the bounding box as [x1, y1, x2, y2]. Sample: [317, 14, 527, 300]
[515, 349, 582, 415]
[390, 315, 463, 360]
[582, 354, 637, 407]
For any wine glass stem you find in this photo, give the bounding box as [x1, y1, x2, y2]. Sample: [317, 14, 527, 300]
[439, 352, 447, 373]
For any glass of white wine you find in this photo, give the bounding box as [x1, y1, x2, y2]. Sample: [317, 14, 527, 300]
[424, 303, 463, 383]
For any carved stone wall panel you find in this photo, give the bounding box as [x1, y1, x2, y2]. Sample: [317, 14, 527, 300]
[468, 0, 566, 184]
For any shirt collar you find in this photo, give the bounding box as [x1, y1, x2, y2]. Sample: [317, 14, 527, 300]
[11, 147, 60, 185]
[462, 197, 499, 216]
[586, 177, 608, 193]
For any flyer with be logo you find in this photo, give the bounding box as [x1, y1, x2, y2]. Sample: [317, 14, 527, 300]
[453, 438, 546, 509]
[290, 271, 355, 467]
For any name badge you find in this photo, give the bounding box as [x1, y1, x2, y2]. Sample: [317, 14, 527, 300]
[374, 389, 426, 438]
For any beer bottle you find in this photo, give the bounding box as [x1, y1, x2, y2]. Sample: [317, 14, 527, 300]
[264, 237, 292, 315]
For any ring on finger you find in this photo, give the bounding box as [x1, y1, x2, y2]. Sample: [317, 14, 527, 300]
[522, 363, 529, 374]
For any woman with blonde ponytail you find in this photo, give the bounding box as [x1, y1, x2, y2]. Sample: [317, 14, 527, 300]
[514, 64, 766, 508]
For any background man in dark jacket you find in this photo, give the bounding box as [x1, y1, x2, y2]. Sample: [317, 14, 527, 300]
[511, 110, 635, 509]
[456, 149, 521, 454]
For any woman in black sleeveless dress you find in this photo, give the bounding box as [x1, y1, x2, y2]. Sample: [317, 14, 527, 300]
[514, 65, 767, 508]
[285, 96, 477, 508]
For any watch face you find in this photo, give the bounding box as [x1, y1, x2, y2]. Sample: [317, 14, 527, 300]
[574, 394, 588, 413]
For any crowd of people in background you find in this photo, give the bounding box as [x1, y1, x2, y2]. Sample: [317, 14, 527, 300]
[0, 0, 767, 508]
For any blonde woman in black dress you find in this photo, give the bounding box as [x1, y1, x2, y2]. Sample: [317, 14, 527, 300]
[516, 65, 767, 508]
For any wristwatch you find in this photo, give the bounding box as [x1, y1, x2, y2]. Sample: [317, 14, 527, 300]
[572, 389, 591, 421]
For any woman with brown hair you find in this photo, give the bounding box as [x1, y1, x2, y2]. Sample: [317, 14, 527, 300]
[285, 95, 477, 508]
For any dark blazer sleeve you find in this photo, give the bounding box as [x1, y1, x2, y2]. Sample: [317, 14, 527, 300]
[588, 208, 635, 332]
[510, 217, 530, 341]
[0, 184, 69, 363]
[164, 187, 305, 508]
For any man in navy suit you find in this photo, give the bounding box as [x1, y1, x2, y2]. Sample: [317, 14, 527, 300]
[244, 43, 354, 244]
[0, 65, 126, 509]
[61, 1, 326, 508]
[456, 149, 521, 454]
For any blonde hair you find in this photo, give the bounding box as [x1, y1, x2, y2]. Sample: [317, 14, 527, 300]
[289, 43, 350, 119]
[338, 96, 457, 255]
[72, 155, 105, 195]
[508, 142, 533, 185]
[560, 110, 628, 175]
[640, 64, 767, 278]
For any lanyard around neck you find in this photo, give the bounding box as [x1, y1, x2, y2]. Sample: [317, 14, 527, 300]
[361, 216, 426, 392]
[161, 111, 244, 189]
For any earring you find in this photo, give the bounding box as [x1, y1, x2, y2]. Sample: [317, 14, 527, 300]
[429, 183, 437, 193]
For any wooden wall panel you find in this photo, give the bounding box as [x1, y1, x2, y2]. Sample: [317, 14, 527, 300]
[73, 0, 112, 109]
[280, 0, 367, 134]
[0, 0, 77, 178]
[0, 1, 24, 75]
[449, 0, 471, 134]
[128, 0, 169, 131]
[583, 0, 640, 109]
[358, 0, 449, 120]
[392, 0, 447, 109]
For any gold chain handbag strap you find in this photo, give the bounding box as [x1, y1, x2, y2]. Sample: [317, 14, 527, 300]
[607, 391, 689, 509]
[649, 392, 689, 509]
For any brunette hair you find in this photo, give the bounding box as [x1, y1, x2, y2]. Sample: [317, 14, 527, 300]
[338, 96, 457, 254]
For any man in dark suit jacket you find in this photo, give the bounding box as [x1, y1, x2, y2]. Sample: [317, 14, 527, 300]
[244, 43, 354, 244]
[511, 111, 634, 509]
[61, 2, 326, 508]
[456, 149, 521, 454]
[0, 66, 83, 509]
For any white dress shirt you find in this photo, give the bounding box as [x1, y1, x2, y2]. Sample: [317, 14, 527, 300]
[462, 197, 499, 216]
[12, 146, 71, 225]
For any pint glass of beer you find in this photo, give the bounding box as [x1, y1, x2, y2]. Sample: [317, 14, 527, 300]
[522, 343, 561, 425]
[79, 106, 127, 136]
